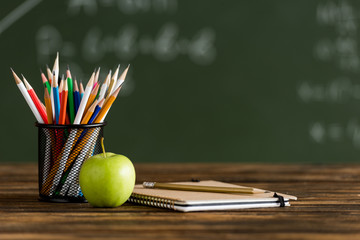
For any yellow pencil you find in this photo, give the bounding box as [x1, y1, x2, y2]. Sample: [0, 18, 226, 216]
[84, 83, 99, 114]
[81, 99, 98, 124]
[94, 86, 121, 123]
[44, 88, 53, 124]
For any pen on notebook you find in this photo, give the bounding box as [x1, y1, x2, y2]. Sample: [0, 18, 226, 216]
[142, 182, 266, 194]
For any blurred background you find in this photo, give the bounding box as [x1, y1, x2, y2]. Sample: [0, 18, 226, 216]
[1, 0, 360, 163]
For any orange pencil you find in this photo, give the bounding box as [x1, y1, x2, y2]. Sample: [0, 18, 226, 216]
[94, 86, 121, 123]
[44, 89, 53, 124]
[81, 99, 98, 124]
[59, 79, 68, 125]
[84, 83, 99, 114]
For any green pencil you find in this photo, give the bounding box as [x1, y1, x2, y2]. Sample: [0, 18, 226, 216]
[67, 66, 75, 123]
[40, 69, 51, 94]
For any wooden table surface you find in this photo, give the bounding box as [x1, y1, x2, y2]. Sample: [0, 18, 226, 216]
[1, 163, 360, 240]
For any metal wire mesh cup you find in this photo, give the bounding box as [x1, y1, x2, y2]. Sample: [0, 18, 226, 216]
[36, 122, 106, 202]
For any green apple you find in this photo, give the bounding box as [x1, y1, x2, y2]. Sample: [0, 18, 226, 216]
[79, 152, 136, 207]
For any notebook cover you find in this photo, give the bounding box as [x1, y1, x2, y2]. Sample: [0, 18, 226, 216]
[131, 180, 297, 204]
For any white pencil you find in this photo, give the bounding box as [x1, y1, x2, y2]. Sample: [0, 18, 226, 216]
[98, 81, 108, 102]
[52, 52, 59, 83]
[94, 67, 100, 85]
[73, 73, 95, 124]
[112, 64, 120, 83]
[46, 65, 55, 120]
[112, 64, 129, 95]
[11, 68, 44, 123]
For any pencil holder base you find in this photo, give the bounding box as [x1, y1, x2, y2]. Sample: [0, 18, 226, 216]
[39, 194, 87, 203]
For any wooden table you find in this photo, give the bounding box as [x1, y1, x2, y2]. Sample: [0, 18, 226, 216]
[0, 163, 360, 240]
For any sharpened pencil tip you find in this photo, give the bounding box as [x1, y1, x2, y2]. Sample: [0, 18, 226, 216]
[40, 68, 43, 74]
[46, 64, 49, 69]
[67, 64, 70, 70]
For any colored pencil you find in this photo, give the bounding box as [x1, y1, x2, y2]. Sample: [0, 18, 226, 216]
[22, 75, 48, 124]
[59, 79, 68, 125]
[73, 78, 80, 114]
[46, 65, 55, 120]
[81, 99, 98, 124]
[74, 73, 95, 124]
[41, 69, 51, 95]
[105, 67, 118, 99]
[112, 64, 120, 83]
[98, 78, 108, 101]
[66, 66, 75, 123]
[11, 69, 43, 123]
[59, 77, 64, 102]
[106, 78, 115, 100]
[44, 88, 53, 124]
[66, 65, 72, 79]
[46, 64, 52, 85]
[52, 52, 59, 83]
[93, 67, 100, 89]
[112, 64, 129, 95]
[89, 99, 104, 124]
[84, 83, 99, 114]
[95, 86, 121, 123]
[52, 73, 60, 124]
[79, 80, 84, 100]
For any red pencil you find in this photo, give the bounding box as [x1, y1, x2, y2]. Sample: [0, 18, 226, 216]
[22, 75, 48, 124]
[59, 79, 68, 125]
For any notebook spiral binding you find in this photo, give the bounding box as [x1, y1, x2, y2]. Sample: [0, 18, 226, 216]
[128, 194, 176, 210]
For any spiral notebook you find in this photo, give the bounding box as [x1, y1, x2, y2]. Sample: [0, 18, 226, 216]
[128, 180, 297, 212]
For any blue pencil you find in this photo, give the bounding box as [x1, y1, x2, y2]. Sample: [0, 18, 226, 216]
[88, 100, 103, 124]
[76, 99, 105, 145]
[73, 79, 80, 115]
[53, 78, 60, 124]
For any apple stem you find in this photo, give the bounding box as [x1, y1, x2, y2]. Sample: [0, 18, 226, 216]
[101, 137, 106, 158]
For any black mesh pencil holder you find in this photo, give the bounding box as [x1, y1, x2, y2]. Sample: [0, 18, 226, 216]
[36, 122, 106, 203]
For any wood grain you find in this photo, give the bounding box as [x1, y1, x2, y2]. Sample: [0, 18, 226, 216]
[1, 163, 360, 240]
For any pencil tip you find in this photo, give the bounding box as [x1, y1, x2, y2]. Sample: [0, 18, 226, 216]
[67, 64, 70, 70]
[40, 68, 43, 74]
[46, 64, 49, 69]
[10, 67, 14, 72]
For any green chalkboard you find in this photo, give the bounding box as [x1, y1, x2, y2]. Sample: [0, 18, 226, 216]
[1, 0, 360, 163]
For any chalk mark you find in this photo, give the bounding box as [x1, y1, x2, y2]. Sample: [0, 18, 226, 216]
[0, 0, 42, 35]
